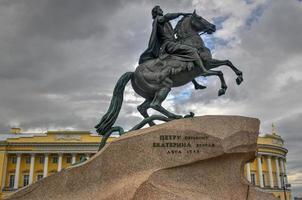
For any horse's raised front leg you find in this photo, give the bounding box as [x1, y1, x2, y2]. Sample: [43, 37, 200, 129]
[137, 99, 155, 126]
[150, 87, 182, 119]
[204, 70, 228, 96]
[192, 79, 206, 90]
[206, 59, 243, 85]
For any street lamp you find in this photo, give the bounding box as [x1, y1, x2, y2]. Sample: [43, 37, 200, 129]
[280, 173, 291, 200]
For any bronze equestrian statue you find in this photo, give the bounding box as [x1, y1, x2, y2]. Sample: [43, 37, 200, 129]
[95, 6, 243, 150]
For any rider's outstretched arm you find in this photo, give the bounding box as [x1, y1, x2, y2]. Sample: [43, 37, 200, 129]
[158, 13, 191, 22]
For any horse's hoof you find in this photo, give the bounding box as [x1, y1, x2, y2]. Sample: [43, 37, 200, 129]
[236, 71, 243, 76]
[184, 112, 195, 118]
[218, 88, 226, 96]
[236, 76, 243, 85]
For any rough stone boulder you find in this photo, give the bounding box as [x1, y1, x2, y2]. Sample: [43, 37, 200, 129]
[6, 115, 277, 200]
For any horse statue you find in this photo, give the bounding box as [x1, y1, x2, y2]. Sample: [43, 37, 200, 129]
[175, 11, 243, 90]
[95, 11, 243, 150]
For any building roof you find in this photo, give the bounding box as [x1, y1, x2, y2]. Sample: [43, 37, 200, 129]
[257, 123, 288, 158]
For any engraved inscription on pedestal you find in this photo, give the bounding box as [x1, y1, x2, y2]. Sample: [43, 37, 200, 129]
[152, 134, 216, 155]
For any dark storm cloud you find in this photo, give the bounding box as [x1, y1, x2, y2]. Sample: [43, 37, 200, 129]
[1, 0, 122, 40]
[0, 0, 119, 130]
[0, 0, 194, 131]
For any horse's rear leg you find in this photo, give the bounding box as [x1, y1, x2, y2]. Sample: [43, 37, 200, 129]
[137, 99, 155, 126]
[192, 79, 206, 90]
[150, 87, 182, 119]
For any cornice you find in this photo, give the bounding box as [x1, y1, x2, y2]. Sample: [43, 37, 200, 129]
[257, 144, 288, 153]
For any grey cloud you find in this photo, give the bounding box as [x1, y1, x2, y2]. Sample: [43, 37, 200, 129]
[7, 0, 122, 40]
[0, 0, 195, 132]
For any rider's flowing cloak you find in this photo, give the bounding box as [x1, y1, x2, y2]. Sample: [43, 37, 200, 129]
[138, 17, 161, 64]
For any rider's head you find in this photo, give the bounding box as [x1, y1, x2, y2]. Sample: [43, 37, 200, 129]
[152, 5, 163, 19]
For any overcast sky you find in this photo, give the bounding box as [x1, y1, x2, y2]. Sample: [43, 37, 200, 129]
[0, 0, 301, 196]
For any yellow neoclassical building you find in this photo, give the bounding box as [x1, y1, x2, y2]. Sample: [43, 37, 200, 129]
[0, 125, 292, 199]
[0, 128, 115, 199]
[244, 124, 292, 200]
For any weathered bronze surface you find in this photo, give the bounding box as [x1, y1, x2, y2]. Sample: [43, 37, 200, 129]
[95, 6, 243, 149]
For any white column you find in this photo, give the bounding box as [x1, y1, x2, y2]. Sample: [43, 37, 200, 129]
[283, 159, 288, 184]
[1, 154, 8, 190]
[257, 156, 264, 187]
[86, 154, 90, 160]
[280, 158, 286, 186]
[275, 157, 281, 188]
[58, 154, 63, 172]
[13, 154, 21, 189]
[246, 163, 251, 182]
[43, 154, 49, 178]
[267, 156, 274, 188]
[29, 154, 35, 184]
[71, 154, 76, 164]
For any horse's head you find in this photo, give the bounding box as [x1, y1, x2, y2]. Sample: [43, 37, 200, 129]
[191, 10, 216, 34]
[175, 10, 216, 41]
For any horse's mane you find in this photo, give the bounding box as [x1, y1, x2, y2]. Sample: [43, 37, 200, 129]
[174, 15, 190, 39]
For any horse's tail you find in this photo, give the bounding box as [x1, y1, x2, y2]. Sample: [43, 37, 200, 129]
[95, 72, 134, 135]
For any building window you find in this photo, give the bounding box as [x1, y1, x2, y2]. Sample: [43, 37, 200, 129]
[66, 156, 72, 164]
[9, 175, 15, 188]
[11, 156, 17, 164]
[23, 175, 29, 186]
[25, 156, 31, 164]
[39, 156, 44, 164]
[37, 174, 43, 181]
[251, 173, 256, 185]
[52, 156, 58, 164]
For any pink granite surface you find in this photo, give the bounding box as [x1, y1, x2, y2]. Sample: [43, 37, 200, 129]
[6, 115, 277, 200]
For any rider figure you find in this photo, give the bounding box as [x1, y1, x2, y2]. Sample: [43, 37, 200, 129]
[139, 5, 209, 74]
